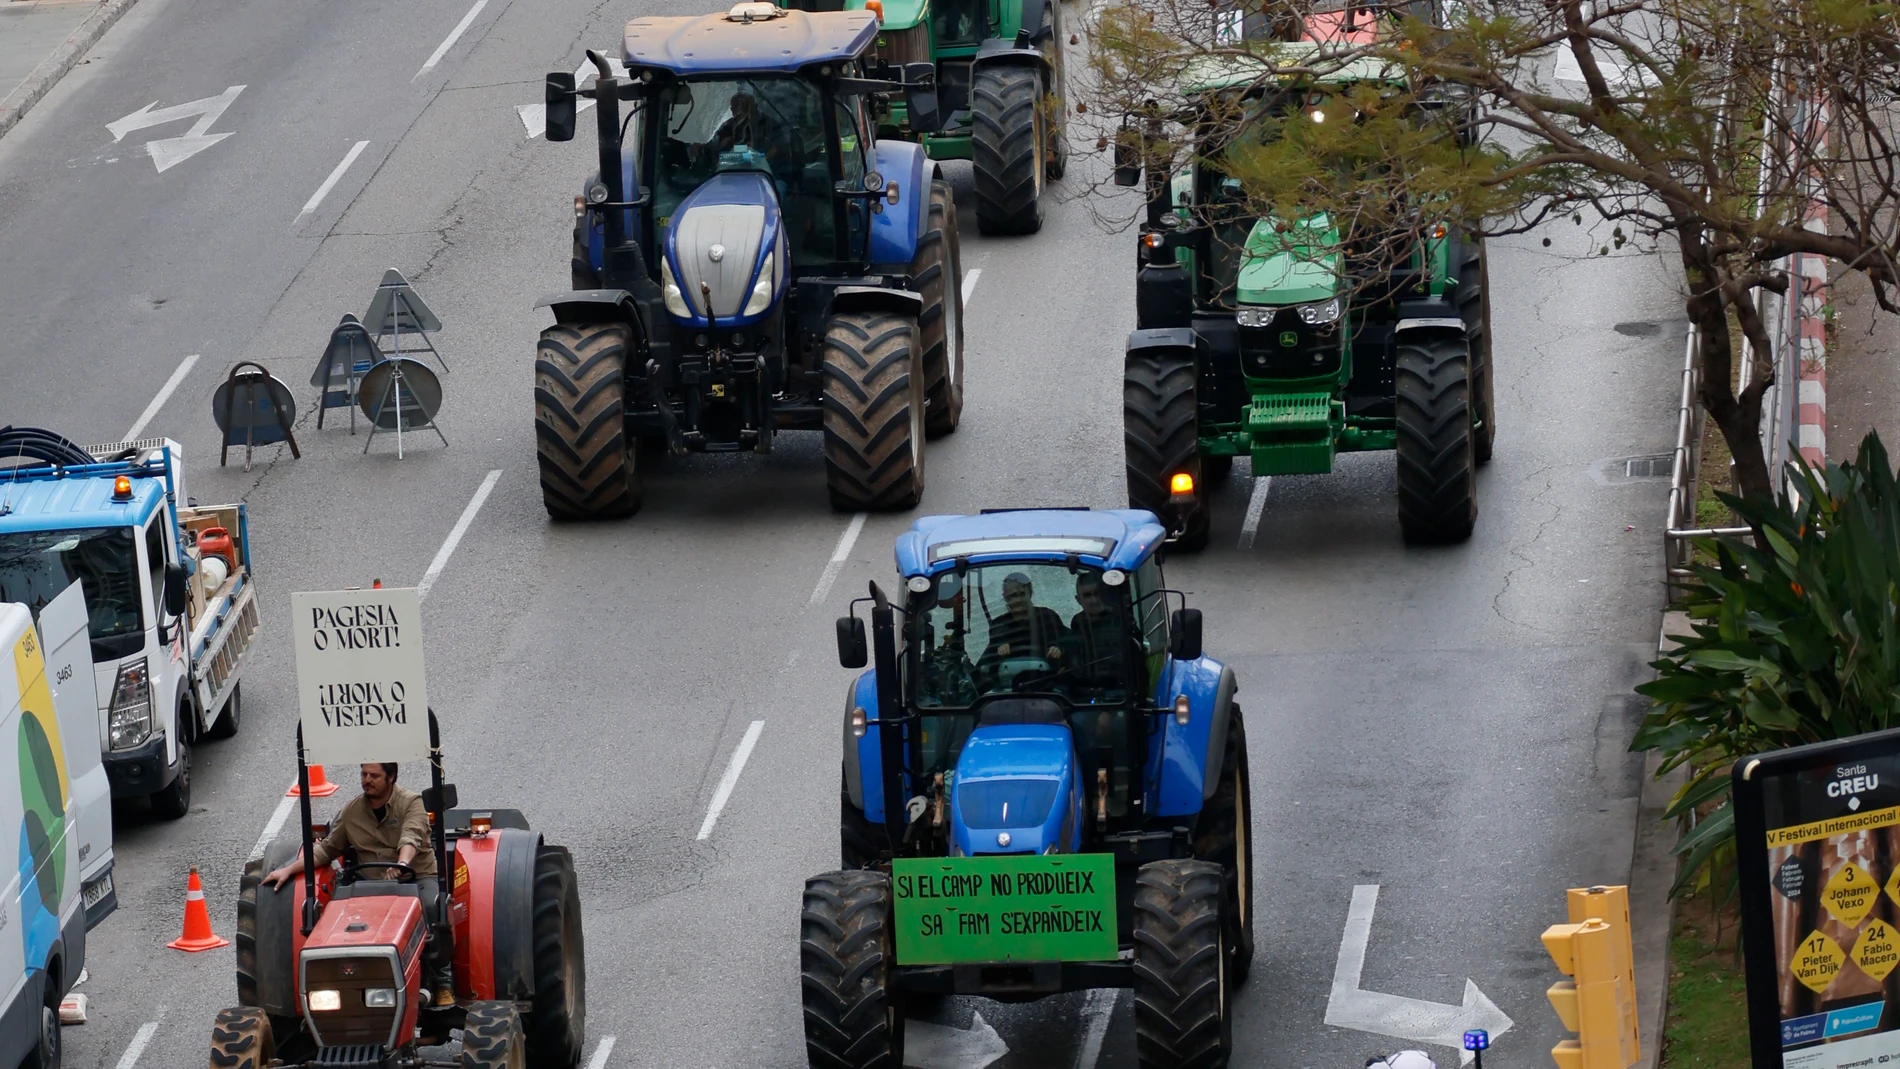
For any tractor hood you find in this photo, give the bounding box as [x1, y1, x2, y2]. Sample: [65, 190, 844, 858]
[1236, 212, 1341, 306]
[950, 711, 1080, 857]
[661, 170, 788, 327]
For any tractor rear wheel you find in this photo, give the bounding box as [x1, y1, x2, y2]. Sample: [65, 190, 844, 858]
[821, 312, 926, 512]
[463, 1002, 527, 1069]
[1043, 2, 1069, 181]
[535, 322, 641, 520]
[209, 1007, 274, 1069]
[1193, 706, 1254, 987]
[237, 842, 304, 1044]
[1394, 333, 1477, 543]
[972, 63, 1046, 235]
[1125, 349, 1209, 551]
[1132, 859, 1231, 1069]
[840, 769, 883, 870]
[1456, 237, 1495, 464]
[526, 846, 586, 1068]
[913, 179, 964, 439]
[801, 870, 903, 1069]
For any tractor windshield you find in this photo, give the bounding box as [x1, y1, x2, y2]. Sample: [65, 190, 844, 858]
[652, 75, 836, 264]
[1194, 90, 1325, 307]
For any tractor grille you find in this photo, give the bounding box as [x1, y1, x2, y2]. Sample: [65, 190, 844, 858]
[314, 1046, 386, 1067]
[1238, 321, 1342, 378]
[869, 25, 931, 65]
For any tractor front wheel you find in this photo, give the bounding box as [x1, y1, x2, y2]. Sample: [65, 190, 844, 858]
[1456, 237, 1495, 464]
[527, 846, 586, 1068]
[209, 1007, 274, 1069]
[535, 322, 641, 520]
[1125, 348, 1209, 551]
[972, 63, 1046, 235]
[821, 312, 926, 511]
[463, 1002, 528, 1069]
[913, 179, 964, 439]
[1193, 706, 1255, 986]
[1132, 860, 1231, 1069]
[801, 870, 903, 1069]
[1394, 333, 1477, 544]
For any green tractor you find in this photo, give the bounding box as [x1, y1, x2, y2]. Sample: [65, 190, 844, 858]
[1117, 39, 1494, 548]
[785, 0, 1068, 233]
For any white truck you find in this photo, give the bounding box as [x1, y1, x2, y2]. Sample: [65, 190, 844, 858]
[0, 432, 258, 818]
[1, 581, 115, 1069]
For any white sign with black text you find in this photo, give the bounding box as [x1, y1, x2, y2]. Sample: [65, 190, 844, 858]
[291, 588, 430, 765]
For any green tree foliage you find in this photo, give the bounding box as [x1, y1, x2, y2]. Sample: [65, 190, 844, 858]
[1634, 433, 1900, 893]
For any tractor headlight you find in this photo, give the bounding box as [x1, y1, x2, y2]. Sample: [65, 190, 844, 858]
[363, 988, 397, 1009]
[1235, 306, 1275, 328]
[308, 989, 342, 1012]
[662, 257, 692, 318]
[742, 253, 776, 316]
[1297, 298, 1342, 325]
[108, 660, 152, 750]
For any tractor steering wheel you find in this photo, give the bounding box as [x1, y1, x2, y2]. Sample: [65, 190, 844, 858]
[346, 861, 418, 884]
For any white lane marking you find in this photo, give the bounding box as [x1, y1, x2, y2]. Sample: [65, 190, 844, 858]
[810, 512, 868, 605]
[417, 469, 502, 601]
[115, 1009, 167, 1069]
[1074, 987, 1118, 1069]
[249, 795, 298, 861]
[414, 0, 489, 80]
[961, 267, 982, 306]
[585, 1035, 617, 1069]
[124, 354, 200, 441]
[1237, 475, 1271, 550]
[696, 719, 765, 840]
[297, 140, 370, 220]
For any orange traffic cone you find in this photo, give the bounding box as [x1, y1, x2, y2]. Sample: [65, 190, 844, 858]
[288, 764, 339, 797]
[168, 867, 229, 952]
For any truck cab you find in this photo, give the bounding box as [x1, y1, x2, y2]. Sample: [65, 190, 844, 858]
[0, 435, 257, 819]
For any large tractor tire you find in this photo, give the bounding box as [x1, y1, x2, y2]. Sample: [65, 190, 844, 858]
[1132, 859, 1231, 1069]
[972, 63, 1047, 235]
[236, 841, 304, 1043]
[463, 1002, 528, 1069]
[209, 1007, 274, 1069]
[821, 312, 926, 512]
[535, 322, 641, 520]
[1193, 706, 1255, 987]
[1044, 2, 1069, 181]
[1394, 332, 1477, 544]
[1125, 348, 1210, 551]
[1456, 238, 1495, 464]
[913, 179, 964, 439]
[801, 870, 903, 1069]
[840, 770, 883, 870]
[526, 846, 586, 1069]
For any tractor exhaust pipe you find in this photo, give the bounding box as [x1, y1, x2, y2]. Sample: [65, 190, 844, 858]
[587, 49, 626, 251]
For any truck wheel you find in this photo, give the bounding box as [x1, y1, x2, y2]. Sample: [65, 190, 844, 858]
[526, 846, 586, 1069]
[571, 227, 600, 290]
[839, 769, 883, 870]
[1457, 238, 1494, 464]
[151, 713, 192, 820]
[204, 683, 240, 741]
[1394, 333, 1477, 544]
[1125, 348, 1209, 551]
[801, 870, 903, 1069]
[24, 999, 58, 1069]
[1193, 706, 1254, 987]
[821, 312, 926, 512]
[1132, 860, 1231, 1069]
[463, 1002, 527, 1069]
[913, 179, 964, 439]
[536, 323, 641, 520]
[972, 63, 1046, 235]
[209, 1007, 274, 1069]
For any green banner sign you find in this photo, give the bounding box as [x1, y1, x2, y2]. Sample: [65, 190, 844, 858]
[892, 854, 1119, 965]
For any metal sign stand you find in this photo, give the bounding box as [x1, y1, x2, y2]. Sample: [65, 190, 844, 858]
[363, 269, 448, 373]
[311, 314, 382, 434]
[213, 362, 301, 472]
[359, 358, 447, 459]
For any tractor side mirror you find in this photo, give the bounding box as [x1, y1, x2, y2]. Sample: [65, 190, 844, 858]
[421, 784, 459, 814]
[163, 563, 189, 617]
[837, 616, 869, 669]
[1169, 607, 1203, 661]
[546, 72, 578, 142]
[903, 63, 942, 135]
[1113, 133, 1142, 187]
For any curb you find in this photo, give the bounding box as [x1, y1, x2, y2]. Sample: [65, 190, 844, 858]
[0, 0, 144, 144]
[1629, 611, 1693, 1069]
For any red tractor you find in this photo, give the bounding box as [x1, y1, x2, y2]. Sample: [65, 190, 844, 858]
[210, 715, 586, 1069]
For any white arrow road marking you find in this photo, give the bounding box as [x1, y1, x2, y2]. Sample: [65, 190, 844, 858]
[517, 57, 627, 139]
[905, 1010, 1009, 1069]
[107, 86, 244, 172]
[1325, 885, 1513, 1064]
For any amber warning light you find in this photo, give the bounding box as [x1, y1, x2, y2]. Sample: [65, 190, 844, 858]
[1170, 472, 1195, 499]
[112, 475, 133, 500]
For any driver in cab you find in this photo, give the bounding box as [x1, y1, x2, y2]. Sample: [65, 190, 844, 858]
[983, 572, 1068, 667]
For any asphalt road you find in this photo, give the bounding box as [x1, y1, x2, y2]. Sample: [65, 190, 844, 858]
[0, 0, 1687, 1066]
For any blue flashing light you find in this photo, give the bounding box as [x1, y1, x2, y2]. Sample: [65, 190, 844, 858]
[1463, 1030, 1490, 1052]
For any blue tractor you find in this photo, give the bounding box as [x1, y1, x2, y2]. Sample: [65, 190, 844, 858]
[804, 508, 1254, 1069]
[536, 3, 963, 518]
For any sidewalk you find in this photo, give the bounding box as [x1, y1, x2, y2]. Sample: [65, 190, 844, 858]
[1826, 268, 1900, 462]
[0, 0, 141, 141]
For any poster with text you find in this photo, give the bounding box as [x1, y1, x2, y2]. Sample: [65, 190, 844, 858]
[291, 588, 429, 766]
